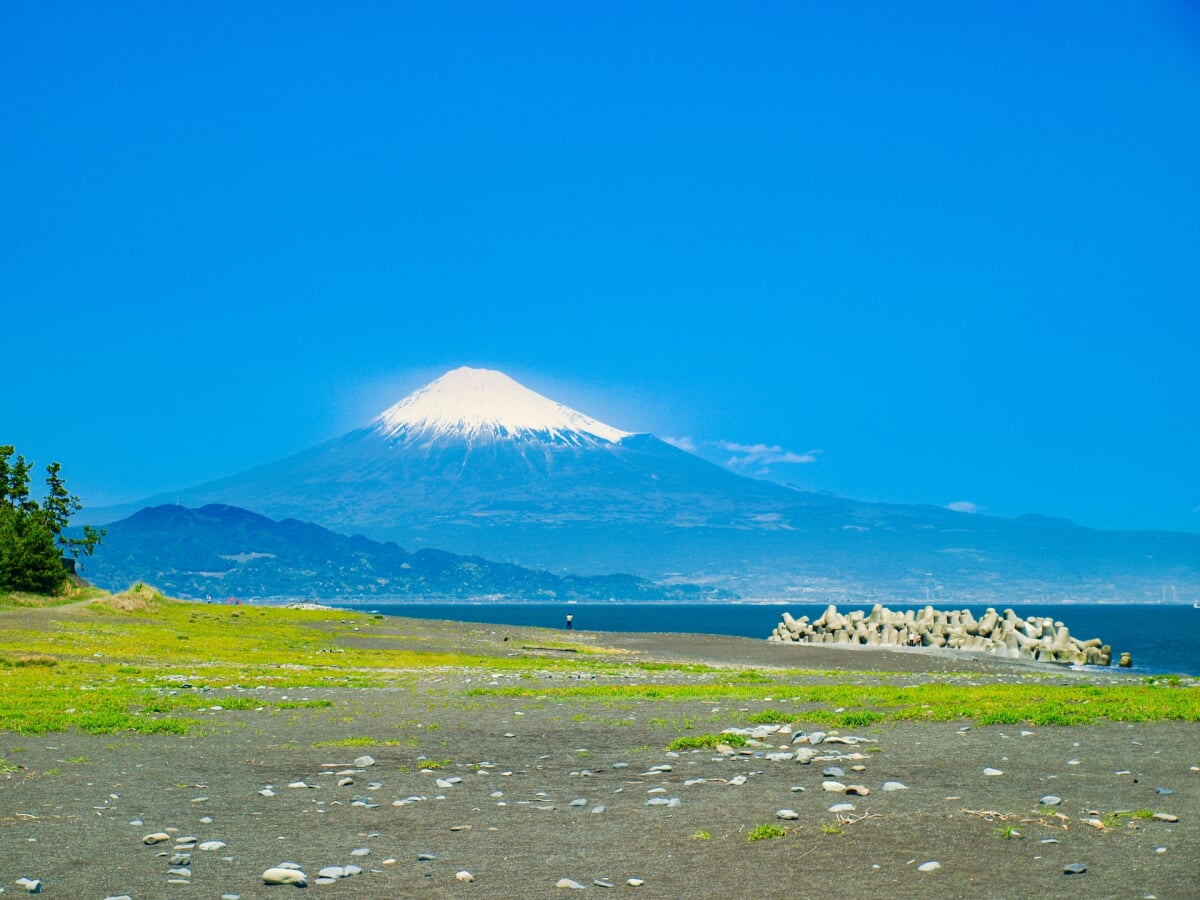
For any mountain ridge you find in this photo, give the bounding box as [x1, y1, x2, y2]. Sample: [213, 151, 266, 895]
[83, 368, 1200, 601]
[82, 503, 734, 601]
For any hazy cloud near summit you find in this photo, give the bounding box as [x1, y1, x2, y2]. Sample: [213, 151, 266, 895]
[717, 441, 820, 470]
[663, 436, 820, 478]
[662, 436, 698, 454]
[946, 501, 980, 513]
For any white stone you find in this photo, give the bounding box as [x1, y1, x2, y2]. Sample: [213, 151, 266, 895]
[556, 879, 585, 889]
[918, 861, 942, 872]
[983, 768, 1003, 776]
[456, 871, 475, 883]
[355, 755, 375, 767]
[262, 868, 307, 886]
[198, 841, 226, 851]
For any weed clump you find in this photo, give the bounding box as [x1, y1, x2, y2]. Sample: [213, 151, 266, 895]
[747, 823, 786, 841]
[666, 733, 749, 752]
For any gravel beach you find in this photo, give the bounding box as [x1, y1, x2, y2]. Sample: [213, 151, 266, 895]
[2, 615, 1197, 899]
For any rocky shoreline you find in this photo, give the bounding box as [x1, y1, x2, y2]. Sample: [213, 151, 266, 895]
[770, 603, 1124, 666]
[1, 612, 1195, 898]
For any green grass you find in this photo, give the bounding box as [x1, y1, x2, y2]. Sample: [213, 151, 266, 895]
[747, 709, 792, 724]
[0, 584, 107, 609]
[667, 733, 749, 751]
[473, 680, 1200, 726]
[312, 736, 378, 748]
[747, 823, 786, 841]
[2, 587, 1197, 738]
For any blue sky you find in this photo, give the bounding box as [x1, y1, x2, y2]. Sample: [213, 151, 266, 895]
[3, 1, 1198, 533]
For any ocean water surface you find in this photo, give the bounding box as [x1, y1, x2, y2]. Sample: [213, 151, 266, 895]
[328, 601, 1199, 677]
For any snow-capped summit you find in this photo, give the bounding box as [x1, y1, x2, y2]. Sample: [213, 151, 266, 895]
[372, 367, 632, 446]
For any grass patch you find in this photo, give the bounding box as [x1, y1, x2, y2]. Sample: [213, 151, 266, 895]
[667, 733, 749, 751]
[313, 736, 377, 748]
[747, 823, 786, 841]
[3, 588, 1197, 738]
[747, 709, 792, 724]
[0, 583, 106, 609]
[0, 654, 59, 668]
[474, 680, 1200, 726]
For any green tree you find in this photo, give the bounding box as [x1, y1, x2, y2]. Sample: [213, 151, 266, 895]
[0, 445, 105, 594]
[43, 461, 105, 559]
[0, 503, 64, 593]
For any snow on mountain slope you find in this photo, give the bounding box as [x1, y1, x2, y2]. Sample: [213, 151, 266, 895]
[373, 367, 632, 446]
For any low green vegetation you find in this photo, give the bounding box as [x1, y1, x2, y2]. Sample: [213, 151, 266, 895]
[475, 679, 1200, 726]
[667, 733, 749, 751]
[0, 584, 1197, 738]
[1102, 809, 1156, 828]
[747, 709, 792, 724]
[312, 736, 378, 748]
[747, 823, 786, 841]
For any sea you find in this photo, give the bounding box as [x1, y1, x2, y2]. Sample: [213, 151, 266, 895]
[320, 601, 1200, 677]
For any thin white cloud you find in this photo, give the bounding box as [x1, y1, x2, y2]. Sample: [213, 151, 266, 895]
[662, 435, 698, 454]
[946, 501, 979, 514]
[717, 441, 820, 469]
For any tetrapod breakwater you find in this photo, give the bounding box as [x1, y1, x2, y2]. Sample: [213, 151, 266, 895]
[768, 603, 1125, 667]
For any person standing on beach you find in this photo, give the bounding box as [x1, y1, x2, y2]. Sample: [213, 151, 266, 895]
[566, 613, 573, 630]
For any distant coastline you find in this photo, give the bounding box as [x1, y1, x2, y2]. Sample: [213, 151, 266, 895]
[277, 599, 1200, 677]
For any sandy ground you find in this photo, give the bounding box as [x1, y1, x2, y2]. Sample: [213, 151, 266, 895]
[1, 618, 1197, 899]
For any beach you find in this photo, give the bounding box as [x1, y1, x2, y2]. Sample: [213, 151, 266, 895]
[1, 609, 1197, 899]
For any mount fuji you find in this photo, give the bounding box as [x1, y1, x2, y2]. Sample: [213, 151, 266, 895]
[89, 367, 1200, 601]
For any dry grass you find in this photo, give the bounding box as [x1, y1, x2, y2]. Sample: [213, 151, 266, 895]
[95, 582, 170, 612]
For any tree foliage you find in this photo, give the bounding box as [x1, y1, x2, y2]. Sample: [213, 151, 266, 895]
[0, 445, 105, 593]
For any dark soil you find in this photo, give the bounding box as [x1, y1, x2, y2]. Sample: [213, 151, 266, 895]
[1, 620, 1196, 899]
